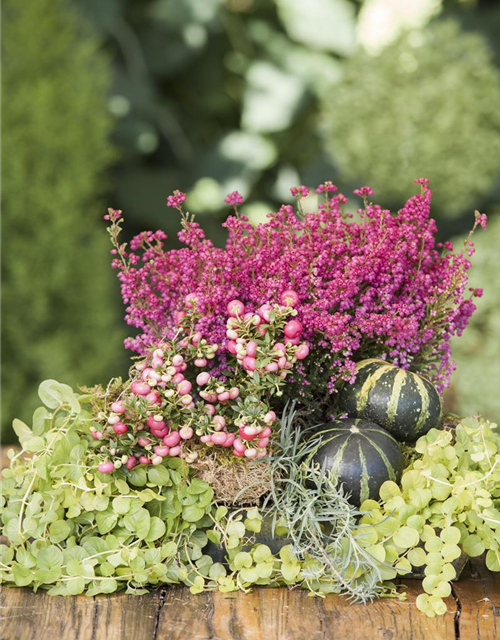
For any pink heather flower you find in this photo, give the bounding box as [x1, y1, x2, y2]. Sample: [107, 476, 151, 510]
[290, 186, 310, 198]
[103, 208, 122, 221]
[469, 287, 483, 297]
[224, 191, 244, 206]
[353, 186, 374, 197]
[475, 211, 488, 229]
[316, 181, 338, 194]
[414, 178, 431, 186]
[166, 191, 187, 208]
[107, 179, 483, 394]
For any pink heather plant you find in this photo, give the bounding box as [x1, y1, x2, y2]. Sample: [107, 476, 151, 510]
[106, 180, 486, 415]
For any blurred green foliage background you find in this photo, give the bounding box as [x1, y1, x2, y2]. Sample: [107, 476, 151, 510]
[2, 0, 500, 441]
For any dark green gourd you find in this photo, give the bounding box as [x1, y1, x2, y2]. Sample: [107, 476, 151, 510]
[339, 359, 443, 442]
[310, 419, 404, 506]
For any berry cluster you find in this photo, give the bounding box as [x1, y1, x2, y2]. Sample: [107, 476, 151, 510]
[92, 294, 308, 472]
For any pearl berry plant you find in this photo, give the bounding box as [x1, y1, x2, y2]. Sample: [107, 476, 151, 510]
[91, 292, 309, 472]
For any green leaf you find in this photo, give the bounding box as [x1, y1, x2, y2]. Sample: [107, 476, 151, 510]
[147, 465, 172, 487]
[12, 563, 33, 586]
[393, 526, 420, 550]
[253, 545, 273, 564]
[48, 520, 71, 543]
[145, 517, 166, 542]
[182, 505, 205, 523]
[207, 530, 221, 545]
[112, 497, 132, 515]
[66, 576, 86, 595]
[239, 566, 260, 583]
[209, 563, 227, 579]
[25, 437, 46, 453]
[440, 527, 461, 545]
[12, 418, 33, 445]
[227, 521, 246, 538]
[486, 549, 500, 572]
[95, 510, 118, 535]
[462, 534, 485, 558]
[407, 547, 427, 567]
[128, 467, 147, 487]
[234, 552, 253, 570]
[123, 508, 151, 540]
[39, 380, 80, 413]
[281, 562, 301, 582]
[37, 546, 63, 570]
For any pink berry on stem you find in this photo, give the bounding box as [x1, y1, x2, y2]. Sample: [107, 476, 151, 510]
[246, 341, 257, 357]
[262, 427, 272, 438]
[126, 456, 137, 470]
[163, 431, 181, 447]
[295, 343, 310, 360]
[284, 319, 303, 339]
[229, 387, 240, 400]
[154, 445, 169, 457]
[211, 432, 228, 446]
[280, 290, 299, 308]
[227, 299, 245, 318]
[264, 411, 276, 424]
[169, 445, 181, 456]
[245, 448, 257, 459]
[205, 404, 216, 416]
[111, 401, 126, 414]
[233, 438, 246, 453]
[139, 455, 151, 465]
[217, 391, 230, 402]
[131, 381, 151, 396]
[227, 340, 238, 355]
[258, 437, 270, 448]
[200, 434, 212, 444]
[138, 436, 151, 447]
[113, 422, 128, 435]
[177, 380, 192, 395]
[98, 461, 115, 474]
[194, 358, 208, 368]
[265, 362, 279, 373]
[223, 433, 235, 447]
[243, 356, 256, 371]
[196, 372, 211, 386]
[180, 426, 194, 440]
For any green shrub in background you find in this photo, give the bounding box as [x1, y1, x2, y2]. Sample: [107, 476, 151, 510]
[321, 19, 500, 217]
[449, 213, 500, 419]
[1, 0, 126, 442]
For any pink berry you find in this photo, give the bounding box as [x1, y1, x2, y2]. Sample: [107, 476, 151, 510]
[243, 312, 254, 322]
[227, 340, 238, 355]
[98, 461, 115, 474]
[264, 411, 276, 424]
[239, 426, 258, 441]
[226, 329, 238, 340]
[146, 390, 162, 405]
[278, 356, 287, 368]
[229, 387, 240, 400]
[242, 356, 256, 372]
[185, 293, 198, 309]
[147, 415, 165, 429]
[175, 311, 187, 325]
[180, 426, 194, 440]
[274, 342, 287, 354]
[196, 372, 211, 386]
[285, 336, 300, 346]
[163, 431, 181, 447]
[205, 404, 216, 416]
[177, 380, 192, 396]
[245, 448, 257, 459]
[246, 341, 257, 357]
[295, 343, 310, 360]
[218, 391, 230, 402]
[139, 455, 151, 465]
[256, 449, 267, 459]
[151, 427, 169, 438]
[154, 445, 169, 457]
[280, 290, 299, 308]
[151, 356, 163, 368]
[131, 381, 151, 396]
[126, 456, 137, 470]
[211, 432, 228, 446]
[113, 422, 128, 435]
[223, 433, 235, 447]
[111, 401, 126, 414]
[200, 434, 212, 444]
[258, 437, 270, 448]
[138, 436, 151, 447]
[233, 448, 244, 457]
[169, 446, 181, 456]
[194, 358, 208, 368]
[227, 299, 245, 318]
[284, 319, 303, 339]
[265, 362, 279, 373]
[192, 331, 202, 346]
[233, 438, 246, 453]
[173, 373, 185, 384]
[91, 431, 103, 440]
[212, 415, 226, 431]
[262, 427, 272, 438]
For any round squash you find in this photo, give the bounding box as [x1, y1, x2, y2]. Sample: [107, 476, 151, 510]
[309, 419, 404, 506]
[339, 359, 442, 442]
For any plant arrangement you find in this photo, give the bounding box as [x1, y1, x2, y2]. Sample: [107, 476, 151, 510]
[1, 181, 496, 618]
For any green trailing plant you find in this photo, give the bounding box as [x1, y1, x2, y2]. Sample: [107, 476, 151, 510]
[321, 19, 500, 217]
[1, 0, 125, 442]
[358, 417, 500, 616]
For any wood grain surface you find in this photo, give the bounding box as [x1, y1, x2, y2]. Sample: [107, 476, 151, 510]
[1, 444, 499, 640]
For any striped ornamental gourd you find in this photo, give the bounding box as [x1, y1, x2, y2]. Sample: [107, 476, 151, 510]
[310, 419, 404, 506]
[339, 359, 443, 442]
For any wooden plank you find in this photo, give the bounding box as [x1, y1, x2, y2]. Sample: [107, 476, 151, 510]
[453, 559, 500, 640]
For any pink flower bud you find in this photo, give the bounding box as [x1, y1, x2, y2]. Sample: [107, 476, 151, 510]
[280, 290, 299, 308]
[284, 319, 303, 339]
[111, 401, 126, 414]
[227, 299, 245, 318]
[98, 461, 115, 474]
